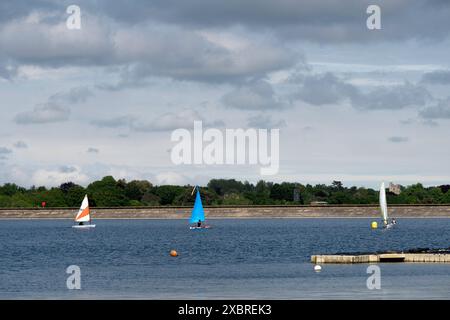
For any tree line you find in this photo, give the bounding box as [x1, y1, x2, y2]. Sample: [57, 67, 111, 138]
[0, 176, 449, 208]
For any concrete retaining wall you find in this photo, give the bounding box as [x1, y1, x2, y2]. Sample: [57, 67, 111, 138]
[0, 205, 449, 219]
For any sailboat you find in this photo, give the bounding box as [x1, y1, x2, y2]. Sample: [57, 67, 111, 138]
[379, 182, 396, 229]
[189, 186, 210, 230]
[72, 194, 96, 229]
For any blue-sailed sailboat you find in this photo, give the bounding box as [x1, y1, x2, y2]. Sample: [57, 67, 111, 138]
[189, 186, 210, 229]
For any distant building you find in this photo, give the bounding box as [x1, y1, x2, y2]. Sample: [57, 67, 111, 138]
[389, 182, 402, 195]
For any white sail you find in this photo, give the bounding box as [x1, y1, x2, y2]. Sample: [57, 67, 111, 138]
[75, 195, 90, 222]
[379, 182, 388, 225]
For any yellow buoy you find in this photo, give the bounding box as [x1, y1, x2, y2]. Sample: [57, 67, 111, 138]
[371, 221, 378, 229]
[170, 250, 178, 257]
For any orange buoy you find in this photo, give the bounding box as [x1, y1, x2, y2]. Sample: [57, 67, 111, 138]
[170, 250, 178, 257]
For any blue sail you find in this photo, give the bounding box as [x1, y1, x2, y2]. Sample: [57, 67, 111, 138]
[190, 189, 205, 223]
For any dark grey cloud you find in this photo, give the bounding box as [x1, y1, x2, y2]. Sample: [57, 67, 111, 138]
[0, 1, 60, 24]
[59, 165, 77, 173]
[87, 147, 99, 154]
[295, 73, 356, 106]
[81, 0, 450, 43]
[13, 86, 91, 125]
[388, 136, 409, 143]
[0, 146, 12, 161]
[421, 70, 450, 85]
[400, 118, 414, 125]
[0, 147, 13, 154]
[419, 99, 450, 119]
[351, 83, 430, 110]
[111, 34, 295, 84]
[3, 0, 448, 87]
[49, 86, 94, 104]
[400, 118, 439, 127]
[295, 72, 430, 110]
[222, 80, 289, 110]
[0, 62, 17, 80]
[91, 116, 134, 128]
[13, 141, 28, 149]
[14, 103, 70, 124]
[421, 119, 439, 127]
[247, 114, 286, 128]
[0, 8, 296, 84]
[0, 11, 116, 69]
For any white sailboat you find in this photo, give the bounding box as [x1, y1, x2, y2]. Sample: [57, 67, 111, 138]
[189, 186, 210, 230]
[72, 194, 96, 229]
[379, 182, 396, 229]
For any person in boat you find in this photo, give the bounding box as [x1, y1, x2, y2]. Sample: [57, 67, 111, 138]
[79, 222, 84, 226]
[197, 220, 202, 228]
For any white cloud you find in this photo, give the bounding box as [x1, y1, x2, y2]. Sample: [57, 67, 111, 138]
[14, 103, 70, 124]
[132, 109, 206, 132]
[31, 166, 89, 187]
[155, 171, 190, 185]
[92, 109, 224, 132]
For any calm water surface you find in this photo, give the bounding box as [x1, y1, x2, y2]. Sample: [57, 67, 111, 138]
[0, 218, 449, 299]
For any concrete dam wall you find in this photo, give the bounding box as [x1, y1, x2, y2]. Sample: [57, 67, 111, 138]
[0, 205, 449, 219]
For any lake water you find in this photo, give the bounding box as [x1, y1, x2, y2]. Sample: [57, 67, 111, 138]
[0, 218, 449, 299]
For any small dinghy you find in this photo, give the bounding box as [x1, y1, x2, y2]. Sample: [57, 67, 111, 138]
[72, 194, 96, 229]
[189, 186, 210, 230]
[380, 182, 396, 229]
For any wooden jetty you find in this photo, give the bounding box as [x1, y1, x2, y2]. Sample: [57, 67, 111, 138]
[311, 253, 450, 264]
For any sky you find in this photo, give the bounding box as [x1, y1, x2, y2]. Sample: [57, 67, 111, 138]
[1, 0, 450, 188]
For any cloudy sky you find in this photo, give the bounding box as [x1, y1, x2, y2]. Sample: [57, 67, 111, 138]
[1, 0, 450, 188]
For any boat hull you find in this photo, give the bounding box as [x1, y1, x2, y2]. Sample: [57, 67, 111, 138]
[189, 225, 211, 230]
[72, 224, 96, 229]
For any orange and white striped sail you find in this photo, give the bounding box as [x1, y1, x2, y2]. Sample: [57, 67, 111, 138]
[75, 195, 90, 222]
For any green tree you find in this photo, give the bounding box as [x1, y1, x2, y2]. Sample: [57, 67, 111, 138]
[141, 192, 161, 206]
[87, 176, 128, 207]
[0, 183, 26, 196]
[10, 193, 33, 207]
[425, 187, 444, 204]
[0, 195, 11, 207]
[207, 179, 246, 196]
[270, 183, 296, 202]
[222, 193, 253, 205]
[124, 180, 153, 201]
[154, 185, 185, 205]
[65, 185, 86, 207]
[129, 200, 142, 206]
[254, 180, 270, 204]
[332, 180, 344, 190]
[441, 190, 450, 204]
[40, 188, 68, 207]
